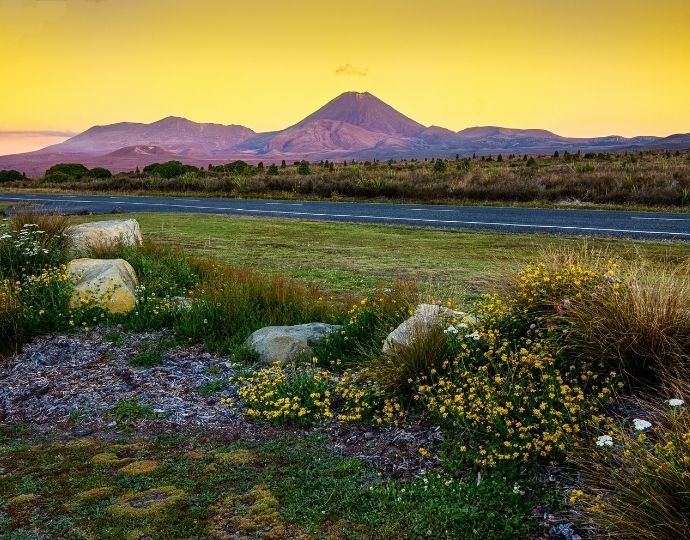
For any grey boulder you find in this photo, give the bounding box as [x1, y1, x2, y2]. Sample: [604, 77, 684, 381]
[244, 323, 341, 365]
[383, 303, 469, 353]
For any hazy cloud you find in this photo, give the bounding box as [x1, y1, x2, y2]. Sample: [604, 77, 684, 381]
[335, 63, 368, 77]
[0, 130, 76, 137]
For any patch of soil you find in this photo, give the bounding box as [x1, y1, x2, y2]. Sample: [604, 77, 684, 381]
[1, 328, 446, 477]
[0, 328, 238, 433]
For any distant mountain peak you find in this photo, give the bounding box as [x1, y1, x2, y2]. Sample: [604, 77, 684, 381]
[296, 91, 425, 137]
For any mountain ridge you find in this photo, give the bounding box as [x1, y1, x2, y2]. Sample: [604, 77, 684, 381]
[1, 91, 688, 175]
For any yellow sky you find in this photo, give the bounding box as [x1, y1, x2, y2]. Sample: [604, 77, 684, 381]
[1, 0, 689, 154]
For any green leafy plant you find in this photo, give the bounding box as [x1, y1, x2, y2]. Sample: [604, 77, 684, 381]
[128, 350, 164, 368]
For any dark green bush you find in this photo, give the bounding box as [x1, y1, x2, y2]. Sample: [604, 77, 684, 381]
[45, 163, 89, 179]
[87, 167, 112, 179]
[142, 161, 191, 179]
[0, 169, 23, 183]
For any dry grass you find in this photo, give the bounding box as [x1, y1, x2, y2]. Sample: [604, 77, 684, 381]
[362, 324, 449, 402]
[10, 207, 70, 241]
[563, 261, 690, 386]
[0, 284, 22, 358]
[573, 379, 690, 540]
[173, 262, 342, 353]
[17, 149, 690, 208]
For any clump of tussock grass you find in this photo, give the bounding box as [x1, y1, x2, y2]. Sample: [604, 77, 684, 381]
[10, 207, 70, 242]
[174, 262, 342, 354]
[572, 378, 690, 540]
[361, 323, 448, 403]
[561, 259, 690, 386]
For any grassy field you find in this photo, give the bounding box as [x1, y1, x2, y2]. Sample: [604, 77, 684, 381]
[76, 212, 690, 295]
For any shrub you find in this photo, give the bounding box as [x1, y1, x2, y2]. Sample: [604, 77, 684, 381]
[333, 368, 405, 425]
[87, 167, 112, 179]
[220, 160, 252, 175]
[45, 163, 89, 179]
[572, 384, 690, 540]
[0, 170, 23, 183]
[16, 265, 77, 335]
[416, 298, 618, 471]
[230, 361, 332, 424]
[0, 216, 70, 279]
[432, 158, 448, 173]
[296, 160, 311, 175]
[142, 161, 189, 179]
[313, 283, 417, 370]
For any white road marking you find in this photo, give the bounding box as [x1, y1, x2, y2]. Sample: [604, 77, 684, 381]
[630, 216, 690, 222]
[1, 195, 689, 237]
[410, 208, 456, 213]
[265, 202, 303, 206]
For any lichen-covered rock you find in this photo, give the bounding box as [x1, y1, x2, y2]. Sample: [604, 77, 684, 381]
[65, 219, 142, 252]
[67, 258, 138, 314]
[383, 303, 469, 352]
[244, 323, 341, 365]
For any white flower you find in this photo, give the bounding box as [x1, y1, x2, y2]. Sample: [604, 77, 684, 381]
[464, 331, 480, 341]
[667, 399, 685, 407]
[596, 435, 614, 447]
[443, 325, 459, 334]
[633, 418, 652, 431]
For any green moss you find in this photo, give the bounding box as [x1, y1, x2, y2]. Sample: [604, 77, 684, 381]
[214, 448, 254, 466]
[91, 452, 132, 466]
[208, 485, 286, 539]
[118, 460, 159, 476]
[77, 486, 116, 501]
[107, 485, 186, 520]
[7, 493, 38, 508]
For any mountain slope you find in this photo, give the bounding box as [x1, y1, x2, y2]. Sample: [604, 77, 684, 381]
[46, 117, 256, 156]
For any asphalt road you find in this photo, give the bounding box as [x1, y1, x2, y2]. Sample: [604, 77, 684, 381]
[1, 192, 689, 240]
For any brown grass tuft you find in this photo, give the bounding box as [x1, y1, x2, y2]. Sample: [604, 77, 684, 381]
[563, 261, 690, 386]
[572, 378, 690, 539]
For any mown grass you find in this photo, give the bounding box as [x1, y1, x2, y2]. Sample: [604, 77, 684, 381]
[73, 212, 690, 295]
[0, 426, 545, 539]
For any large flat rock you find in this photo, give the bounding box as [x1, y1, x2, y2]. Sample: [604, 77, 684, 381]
[65, 219, 143, 253]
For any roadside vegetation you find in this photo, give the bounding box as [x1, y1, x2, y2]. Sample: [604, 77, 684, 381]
[1, 208, 690, 538]
[2, 149, 690, 209]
